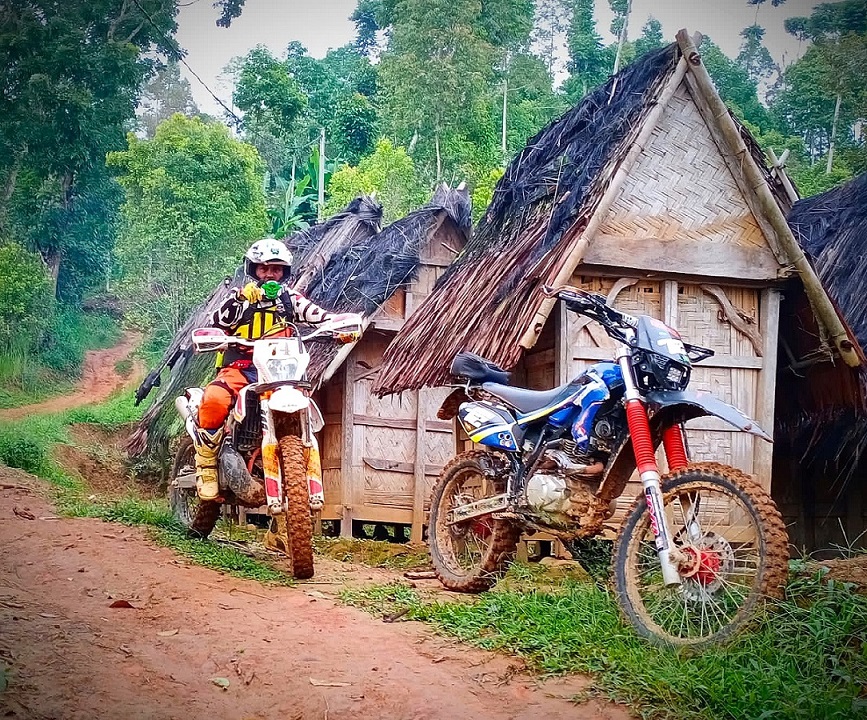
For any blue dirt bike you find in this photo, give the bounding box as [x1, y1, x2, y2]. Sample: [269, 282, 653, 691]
[430, 285, 788, 646]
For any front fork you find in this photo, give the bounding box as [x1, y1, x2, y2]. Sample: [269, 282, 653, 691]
[616, 349, 690, 586]
[259, 394, 325, 515]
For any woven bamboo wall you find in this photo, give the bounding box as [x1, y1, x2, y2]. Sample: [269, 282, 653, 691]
[565, 273, 772, 523]
[583, 83, 780, 282]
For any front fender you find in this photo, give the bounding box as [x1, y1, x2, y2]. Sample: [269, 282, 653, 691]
[269, 386, 309, 415]
[646, 389, 771, 442]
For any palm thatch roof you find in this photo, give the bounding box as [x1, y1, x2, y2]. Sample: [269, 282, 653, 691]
[374, 33, 856, 397]
[374, 45, 682, 395]
[788, 173, 867, 354]
[776, 173, 867, 476]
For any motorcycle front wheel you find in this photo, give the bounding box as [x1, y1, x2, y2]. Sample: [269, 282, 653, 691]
[278, 435, 314, 579]
[168, 436, 221, 538]
[613, 462, 789, 647]
[429, 450, 521, 593]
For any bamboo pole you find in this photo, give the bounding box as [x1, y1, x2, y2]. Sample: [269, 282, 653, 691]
[518, 53, 689, 349]
[675, 29, 860, 368]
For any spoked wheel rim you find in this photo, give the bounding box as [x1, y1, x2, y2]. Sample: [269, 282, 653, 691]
[624, 481, 764, 644]
[436, 466, 499, 577]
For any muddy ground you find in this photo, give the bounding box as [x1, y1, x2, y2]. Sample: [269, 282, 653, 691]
[0, 469, 632, 720]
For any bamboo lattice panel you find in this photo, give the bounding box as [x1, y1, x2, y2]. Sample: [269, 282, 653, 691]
[584, 84, 780, 280]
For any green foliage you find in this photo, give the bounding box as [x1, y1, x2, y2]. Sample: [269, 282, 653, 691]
[0, 431, 47, 475]
[0, 242, 54, 353]
[344, 568, 867, 720]
[471, 167, 504, 224]
[699, 36, 771, 131]
[789, 160, 855, 197]
[736, 24, 777, 85]
[633, 16, 665, 58]
[108, 114, 267, 340]
[137, 61, 201, 139]
[326, 139, 426, 222]
[233, 46, 307, 134]
[564, 0, 609, 103]
[39, 308, 121, 374]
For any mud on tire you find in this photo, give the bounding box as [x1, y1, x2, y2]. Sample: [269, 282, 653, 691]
[429, 450, 521, 593]
[612, 462, 789, 647]
[168, 437, 221, 539]
[279, 435, 314, 580]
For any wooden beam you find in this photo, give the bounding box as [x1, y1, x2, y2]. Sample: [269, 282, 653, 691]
[340, 365, 355, 538]
[519, 54, 689, 350]
[411, 389, 429, 543]
[676, 29, 861, 369]
[700, 284, 764, 357]
[663, 280, 679, 330]
[362, 456, 444, 476]
[583, 235, 782, 281]
[352, 414, 452, 432]
[753, 288, 780, 491]
[767, 147, 800, 207]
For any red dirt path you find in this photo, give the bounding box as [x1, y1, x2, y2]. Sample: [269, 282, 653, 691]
[0, 331, 142, 422]
[0, 471, 633, 720]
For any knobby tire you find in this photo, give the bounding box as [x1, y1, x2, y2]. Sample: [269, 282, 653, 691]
[279, 434, 314, 580]
[429, 450, 521, 593]
[612, 462, 789, 647]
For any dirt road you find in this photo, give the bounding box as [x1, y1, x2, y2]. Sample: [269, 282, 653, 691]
[0, 331, 141, 422]
[0, 471, 631, 720]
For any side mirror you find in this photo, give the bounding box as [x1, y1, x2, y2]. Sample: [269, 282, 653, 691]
[191, 327, 228, 353]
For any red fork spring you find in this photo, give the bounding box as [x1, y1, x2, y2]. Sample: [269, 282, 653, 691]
[625, 399, 657, 475]
[662, 425, 689, 471]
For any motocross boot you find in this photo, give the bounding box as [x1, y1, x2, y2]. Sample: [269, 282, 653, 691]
[193, 426, 225, 501]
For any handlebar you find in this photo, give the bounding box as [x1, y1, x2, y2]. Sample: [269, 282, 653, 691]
[191, 313, 363, 353]
[542, 284, 637, 343]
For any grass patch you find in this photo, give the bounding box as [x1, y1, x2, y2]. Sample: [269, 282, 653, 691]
[313, 536, 430, 570]
[341, 565, 867, 720]
[114, 357, 133, 377]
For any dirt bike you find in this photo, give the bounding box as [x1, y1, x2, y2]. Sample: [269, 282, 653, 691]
[431, 285, 789, 646]
[168, 304, 362, 579]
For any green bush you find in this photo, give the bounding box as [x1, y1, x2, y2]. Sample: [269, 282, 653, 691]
[0, 431, 46, 474]
[0, 242, 54, 355]
[39, 308, 122, 374]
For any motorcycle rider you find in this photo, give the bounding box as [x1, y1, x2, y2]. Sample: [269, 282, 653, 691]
[193, 239, 337, 501]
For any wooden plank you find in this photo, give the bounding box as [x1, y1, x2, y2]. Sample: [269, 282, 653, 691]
[340, 365, 355, 538]
[663, 279, 679, 330]
[412, 389, 429, 543]
[362, 456, 444, 476]
[351, 414, 453, 433]
[556, 302, 569, 386]
[752, 288, 780, 491]
[583, 235, 781, 281]
[574, 346, 763, 368]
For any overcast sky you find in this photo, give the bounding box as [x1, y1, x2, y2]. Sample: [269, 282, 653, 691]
[175, 0, 825, 118]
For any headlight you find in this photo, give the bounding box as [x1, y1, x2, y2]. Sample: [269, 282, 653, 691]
[265, 358, 300, 381]
[666, 365, 684, 385]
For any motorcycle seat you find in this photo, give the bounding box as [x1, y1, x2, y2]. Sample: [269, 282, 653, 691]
[481, 381, 578, 415]
[450, 351, 511, 385]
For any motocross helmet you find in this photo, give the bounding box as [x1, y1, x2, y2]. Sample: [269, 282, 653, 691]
[243, 239, 293, 283]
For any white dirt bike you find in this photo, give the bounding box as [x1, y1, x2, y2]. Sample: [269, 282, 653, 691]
[168, 313, 362, 579]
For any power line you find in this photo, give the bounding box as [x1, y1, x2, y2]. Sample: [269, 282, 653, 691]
[129, 0, 242, 127]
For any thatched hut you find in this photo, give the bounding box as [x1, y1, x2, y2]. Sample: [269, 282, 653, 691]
[777, 173, 867, 552]
[374, 31, 863, 537]
[131, 186, 471, 542]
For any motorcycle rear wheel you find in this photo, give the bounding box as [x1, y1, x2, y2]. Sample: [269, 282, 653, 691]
[168, 437, 221, 538]
[278, 435, 314, 580]
[429, 451, 521, 593]
[613, 463, 789, 647]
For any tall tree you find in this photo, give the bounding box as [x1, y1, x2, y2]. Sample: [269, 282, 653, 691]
[107, 115, 266, 340]
[137, 61, 201, 139]
[736, 24, 776, 85]
[700, 35, 771, 131]
[563, 0, 607, 103]
[633, 16, 665, 59]
[378, 0, 496, 182]
[0, 0, 178, 297]
[532, 0, 571, 76]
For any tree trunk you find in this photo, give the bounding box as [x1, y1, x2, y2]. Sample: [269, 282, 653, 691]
[826, 91, 842, 174]
[435, 130, 442, 184]
[501, 75, 508, 165]
[408, 127, 419, 154]
[317, 127, 325, 221]
[612, 0, 633, 76]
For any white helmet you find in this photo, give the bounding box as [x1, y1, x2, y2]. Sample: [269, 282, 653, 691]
[243, 239, 293, 282]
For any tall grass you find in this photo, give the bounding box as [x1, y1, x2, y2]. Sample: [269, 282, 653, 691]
[342, 567, 867, 720]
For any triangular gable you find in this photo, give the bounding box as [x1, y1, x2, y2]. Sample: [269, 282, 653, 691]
[582, 83, 783, 281]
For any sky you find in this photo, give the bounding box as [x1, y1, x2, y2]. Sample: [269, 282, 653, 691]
[175, 0, 825, 118]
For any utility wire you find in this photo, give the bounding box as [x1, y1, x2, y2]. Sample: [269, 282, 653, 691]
[129, 0, 242, 126]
